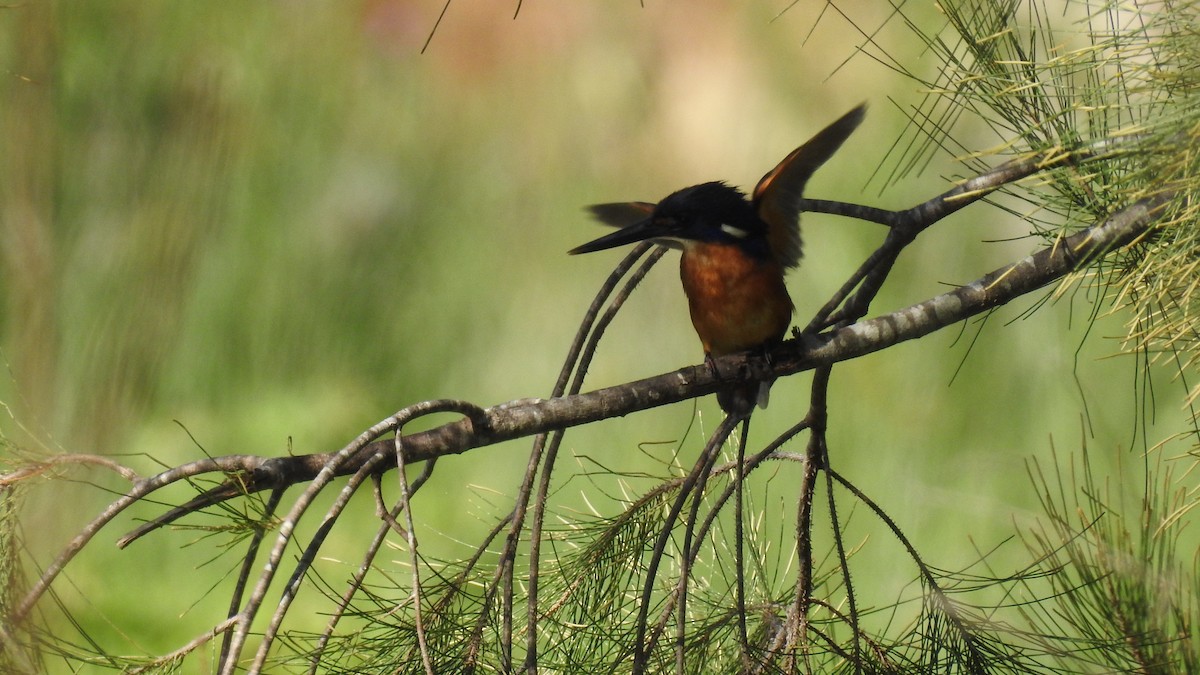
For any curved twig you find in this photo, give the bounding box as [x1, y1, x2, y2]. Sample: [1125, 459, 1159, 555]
[521, 245, 666, 670]
[608, 418, 812, 670]
[633, 413, 741, 673]
[673, 413, 746, 674]
[823, 447, 860, 671]
[827, 467, 989, 671]
[495, 243, 660, 669]
[305, 459, 435, 673]
[232, 399, 486, 675]
[220, 487, 285, 666]
[394, 431, 435, 675]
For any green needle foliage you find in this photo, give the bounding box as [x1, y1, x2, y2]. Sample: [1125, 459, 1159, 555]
[1018, 448, 1200, 672]
[893, 0, 1200, 381]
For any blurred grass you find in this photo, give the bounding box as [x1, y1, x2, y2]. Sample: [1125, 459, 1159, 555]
[1, 0, 1192, 666]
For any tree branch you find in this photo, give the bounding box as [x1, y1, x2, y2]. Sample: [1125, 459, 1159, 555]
[116, 192, 1164, 541]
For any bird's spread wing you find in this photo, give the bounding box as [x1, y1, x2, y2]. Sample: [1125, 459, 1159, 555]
[587, 201, 656, 228]
[753, 104, 866, 269]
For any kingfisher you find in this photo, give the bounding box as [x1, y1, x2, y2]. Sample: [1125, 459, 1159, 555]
[569, 104, 865, 414]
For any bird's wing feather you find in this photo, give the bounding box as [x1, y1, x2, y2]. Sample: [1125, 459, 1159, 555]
[587, 201, 656, 228]
[753, 104, 866, 269]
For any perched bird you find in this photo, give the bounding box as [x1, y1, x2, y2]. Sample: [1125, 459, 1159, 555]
[570, 104, 865, 413]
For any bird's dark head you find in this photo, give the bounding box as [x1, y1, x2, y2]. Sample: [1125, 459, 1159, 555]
[652, 182, 765, 246]
[569, 181, 768, 257]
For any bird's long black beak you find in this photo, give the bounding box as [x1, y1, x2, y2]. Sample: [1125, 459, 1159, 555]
[568, 216, 664, 255]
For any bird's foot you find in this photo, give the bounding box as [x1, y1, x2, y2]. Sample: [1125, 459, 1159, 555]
[704, 352, 722, 379]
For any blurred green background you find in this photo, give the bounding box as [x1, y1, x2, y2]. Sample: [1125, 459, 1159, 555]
[1, 0, 1189, 666]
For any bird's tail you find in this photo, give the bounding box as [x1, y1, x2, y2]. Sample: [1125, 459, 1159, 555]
[717, 377, 776, 415]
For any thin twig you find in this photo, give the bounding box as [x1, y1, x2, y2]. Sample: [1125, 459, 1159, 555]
[306, 459, 436, 673]
[248, 448, 393, 673]
[608, 418, 813, 672]
[129, 616, 240, 675]
[823, 451, 860, 672]
[634, 413, 740, 673]
[233, 400, 485, 675]
[0, 453, 141, 486]
[734, 416, 752, 668]
[491, 242, 655, 670]
[674, 412, 743, 675]
[220, 487, 284, 666]
[523, 245, 666, 673]
[788, 365, 830, 670]
[395, 432, 434, 675]
[827, 467, 988, 671]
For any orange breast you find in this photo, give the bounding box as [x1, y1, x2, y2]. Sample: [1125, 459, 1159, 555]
[679, 242, 794, 356]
